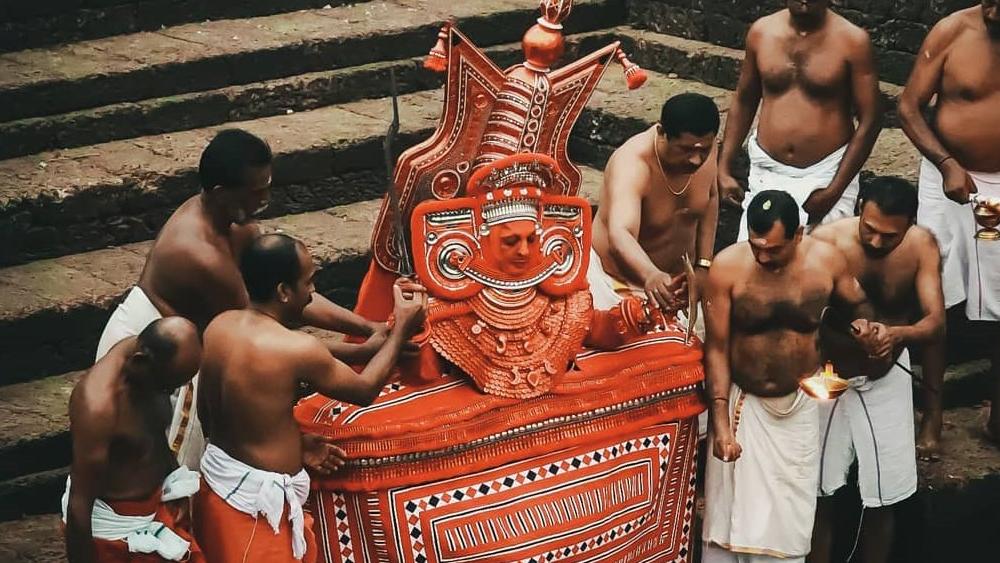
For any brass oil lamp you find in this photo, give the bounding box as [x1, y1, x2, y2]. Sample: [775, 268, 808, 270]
[800, 362, 849, 400]
[970, 194, 1000, 241]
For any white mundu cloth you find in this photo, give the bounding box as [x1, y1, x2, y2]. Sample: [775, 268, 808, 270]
[917, 158, 1000, 321]
[703, 383, 819, 562]
[95, 286, 205, 469]
[737, 130, 860, 242]
[818, 349, 917, 508]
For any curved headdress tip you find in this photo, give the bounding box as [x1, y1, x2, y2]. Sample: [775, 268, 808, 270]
[466, 153, 562, 196]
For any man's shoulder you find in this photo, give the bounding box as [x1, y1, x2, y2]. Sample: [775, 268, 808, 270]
[828, 11, 870, 42]
[928, 7, 978, 41]
[803, 235, 845, 265]
[810, 217, 857, 245]
[905, 224, 941, 254]
[713, 242, 750, 268]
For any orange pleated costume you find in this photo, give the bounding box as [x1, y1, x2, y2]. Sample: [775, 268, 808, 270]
[194, 480, 318, 563]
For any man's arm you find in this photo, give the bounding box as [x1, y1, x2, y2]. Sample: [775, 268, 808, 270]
[694, 173, 720, 292]
[302, 293, 378, 338]
[717, 24, 763, 205]
[804, 30, 882, 222]
[603, 155, 682, 311]
[898, 17, 977, 203]
[65, 390, 114, 563]
[703, 254, 741, 462]
[887, 232, 946, 346]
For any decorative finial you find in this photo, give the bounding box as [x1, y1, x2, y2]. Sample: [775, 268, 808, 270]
[537, 0, 573, 29]
[424, 21, 453, 73]
[615, 48, 647, 90]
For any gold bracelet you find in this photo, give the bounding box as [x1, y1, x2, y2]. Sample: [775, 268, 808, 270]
[696, 258, 712, 269]
[712, 397, 728, 403]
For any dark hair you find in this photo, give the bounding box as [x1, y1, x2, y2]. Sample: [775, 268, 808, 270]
[659, 93, 721, 139]
[199, 129, 272, 191]
[746, 190, 800, 239]
[859, 176, 917, 219]
[240, 234, 304, 303]
[137, 319, 180, 365]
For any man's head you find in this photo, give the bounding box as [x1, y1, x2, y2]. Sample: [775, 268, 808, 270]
[485, 219, 542, 277]
[787, 0, 828, 20]
[746, 190, 803, 270]
[983, 0, 1000, 37]
[658, 93, 720, 174]
[127, 317, 201, 391]
[240, 234, 315, 319]
[199, 129, 273, 225]
[857, 177, 917, 258]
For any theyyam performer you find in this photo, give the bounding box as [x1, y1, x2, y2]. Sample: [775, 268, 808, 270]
[294, 1, 711, 560]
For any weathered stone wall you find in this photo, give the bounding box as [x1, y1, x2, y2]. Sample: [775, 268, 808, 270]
[627, 0, 979, 84]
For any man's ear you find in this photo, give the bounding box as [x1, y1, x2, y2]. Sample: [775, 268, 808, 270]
[277, 282, 291, 304]
[795, 225, 806, 241]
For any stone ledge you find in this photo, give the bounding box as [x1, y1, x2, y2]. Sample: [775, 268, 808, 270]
[0, 1, 358, 53]
[0, 0, 625, 122]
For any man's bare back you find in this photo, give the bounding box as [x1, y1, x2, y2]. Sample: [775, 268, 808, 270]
[70, 340, 178, 500]
[751, 9, 870, 166]
[592, 125, 717, 279]
[198, 310, 315, 475]
[139, 195, 258, 330]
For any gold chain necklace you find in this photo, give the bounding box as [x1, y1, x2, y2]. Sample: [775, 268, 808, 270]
[653, 132, 693, 196]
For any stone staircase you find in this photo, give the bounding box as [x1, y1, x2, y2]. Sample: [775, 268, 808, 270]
[0, 1, 997, 561]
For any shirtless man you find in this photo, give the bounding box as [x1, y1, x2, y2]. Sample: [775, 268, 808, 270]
[64, 317, 203, 563]
[808, 178, 944, 563]
[194, 234, 425, 562]
[96, 129, 391, 467]
[898, 0, 1000, 445]
[590, 92, 720, 317]
[718, 0, 882, 239]
[702, 191, 879, 563]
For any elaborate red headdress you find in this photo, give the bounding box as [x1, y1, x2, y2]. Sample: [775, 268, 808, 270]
[365, 0, 646, 285]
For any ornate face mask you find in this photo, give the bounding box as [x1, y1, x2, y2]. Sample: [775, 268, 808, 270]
[411, 153, 591, 301]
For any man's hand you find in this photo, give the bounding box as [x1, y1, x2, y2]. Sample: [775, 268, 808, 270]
[713, 428, 742, 463]
[803, 186, 843, 225]
[940, 159, 977, 204]
[301, 433, 347, 476]
[644, 271, 686, 313]
[393, 278, 427, 336]
[718, 173, 745, 208]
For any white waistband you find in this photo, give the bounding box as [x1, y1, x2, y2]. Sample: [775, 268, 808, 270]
[200, 443, 311, 560]
[748, 130, 848, 179]
[61, 466, 200, 561]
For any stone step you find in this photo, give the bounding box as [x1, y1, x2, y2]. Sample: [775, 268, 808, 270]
[0, 167, 604, 385]
[0, 31, 620, 160]
[0, 67, 922, 267]
[0, 1, 357, 54]
[0, 513, 63, 563]
[1, 26, 909, 161]
[0, 0, 625, 123]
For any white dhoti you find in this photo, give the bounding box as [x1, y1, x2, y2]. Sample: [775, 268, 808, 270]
[917, 158, 1000, 321]
[737, 132, 860, 242]
[818, 349, 917, 507]
[95, 286, 204, 469]
[703, 383, 820, 561]
[586, 248, 708, 438]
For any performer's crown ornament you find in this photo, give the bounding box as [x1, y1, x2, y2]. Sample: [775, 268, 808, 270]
[371, 0, 647, 274]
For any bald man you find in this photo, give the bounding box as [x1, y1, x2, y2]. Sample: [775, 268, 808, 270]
[64, 318, 205, 563]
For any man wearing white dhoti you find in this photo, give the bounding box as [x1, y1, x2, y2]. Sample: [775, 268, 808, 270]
[702, 191, 880, 562]
[898, 1, 1000, 444]
[717, 0, 881, 240]
[95, 129, 392, 469]
[589, 93, 720, 333]
[809, 178, 945, 563]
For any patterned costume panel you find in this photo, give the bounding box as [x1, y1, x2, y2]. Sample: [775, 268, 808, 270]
[310, 420, 699, 563]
